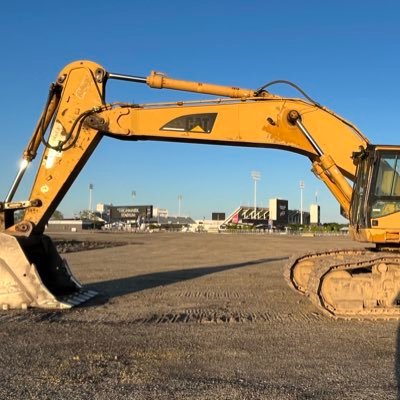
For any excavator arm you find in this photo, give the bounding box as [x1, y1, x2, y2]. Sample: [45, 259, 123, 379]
[0, 60, 375, 310]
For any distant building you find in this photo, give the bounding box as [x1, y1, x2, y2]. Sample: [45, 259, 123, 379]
[97, 203, 194, 230]
[269, 198, 289, 226]
[109, 205, 153, 223]
[310, 204, 321, 225]
[96, 203, 107, 213]
[223, 199, 313, 227]
[46, 219, 103, 232]
[155, 216, 195, 230]
[212, 212, 226, 221]
[153, 208, 169, 218]
[288, 210, 310, 225]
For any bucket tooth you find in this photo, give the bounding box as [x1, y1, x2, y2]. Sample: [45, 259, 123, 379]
[0, 232, 96, 310]
[59, 290, 98, 307]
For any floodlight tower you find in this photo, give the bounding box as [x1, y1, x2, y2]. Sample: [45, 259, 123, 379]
[89, 183, 94, 213]
[300, 180, 305, 225]
[251, 171, 261, 218]
[178, 194, 183, 217]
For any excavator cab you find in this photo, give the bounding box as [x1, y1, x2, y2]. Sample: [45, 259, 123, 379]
[350, 145, 400, 245]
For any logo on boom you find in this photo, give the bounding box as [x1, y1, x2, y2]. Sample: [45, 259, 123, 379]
[160, 113, 217, 133]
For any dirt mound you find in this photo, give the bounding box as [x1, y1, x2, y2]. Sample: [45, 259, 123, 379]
[53, 240, 126, 254]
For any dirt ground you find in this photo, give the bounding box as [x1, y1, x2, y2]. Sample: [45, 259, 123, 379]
[1, 231, 400, 399]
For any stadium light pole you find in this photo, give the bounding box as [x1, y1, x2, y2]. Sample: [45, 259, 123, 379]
[300, 180, 305, 225]
[178, 195, 183, 217]
[89, 183, 93, 213]
[251, 171, 261, 218]
[132, 190, 136, 205]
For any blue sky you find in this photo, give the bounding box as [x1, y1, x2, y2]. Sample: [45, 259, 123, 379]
[1, 1, 399, 222]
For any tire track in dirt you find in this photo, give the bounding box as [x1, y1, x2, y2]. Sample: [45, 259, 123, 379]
[177, 290, 243, 299]
[0, 309, 323, 325]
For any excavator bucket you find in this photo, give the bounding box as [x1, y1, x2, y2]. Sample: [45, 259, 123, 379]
[0, 232, 97, 310]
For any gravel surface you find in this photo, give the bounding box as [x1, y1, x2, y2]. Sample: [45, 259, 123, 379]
[0, 232, 399, 399]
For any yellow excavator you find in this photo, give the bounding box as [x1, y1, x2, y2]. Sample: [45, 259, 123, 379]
[2, 60, 400, 318]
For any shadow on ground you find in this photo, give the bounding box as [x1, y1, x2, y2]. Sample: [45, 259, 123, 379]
[85, 256, 288, 305]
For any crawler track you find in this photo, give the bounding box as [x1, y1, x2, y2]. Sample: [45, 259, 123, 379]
[284, 249, 400, 320]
